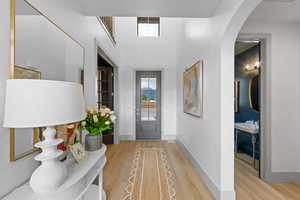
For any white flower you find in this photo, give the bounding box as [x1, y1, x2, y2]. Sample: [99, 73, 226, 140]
[110, 115, 116, 123]
[93, 115, 98, 122]
[109, 111, 115, 115]
[100, 108, 106, 115]
[81, 121, 86, 126]
[105, 121, 110, 125]
[86, 107, 92, 113]
[93, 107, 98, 114]
[104, 108, 111, 113]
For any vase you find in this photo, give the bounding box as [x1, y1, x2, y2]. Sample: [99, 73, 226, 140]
[85, 133, 103, 151]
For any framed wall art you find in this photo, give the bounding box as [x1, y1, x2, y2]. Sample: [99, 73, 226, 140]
[183, 60, 203, 117]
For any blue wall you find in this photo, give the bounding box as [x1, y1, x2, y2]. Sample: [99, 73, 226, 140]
[235, 44, 260, 159]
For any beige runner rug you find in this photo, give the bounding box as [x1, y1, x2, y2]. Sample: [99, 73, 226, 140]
[123, 148, 176, 200]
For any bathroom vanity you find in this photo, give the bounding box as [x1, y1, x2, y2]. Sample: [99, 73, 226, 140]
[235, 123, 259, 169]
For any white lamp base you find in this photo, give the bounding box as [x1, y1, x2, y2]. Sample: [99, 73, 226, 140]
[30, 126, 67, 195]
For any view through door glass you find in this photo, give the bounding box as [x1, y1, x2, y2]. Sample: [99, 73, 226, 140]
[141, 77, 157, 121]
[136, 71, 161, 139]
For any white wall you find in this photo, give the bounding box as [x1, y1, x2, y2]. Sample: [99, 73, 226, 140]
[0, 0, 39, 198]
[0, 0, 120, 197]
[176, 1, 261, 199]
[116, 17, 180, 139]
[176, 17, 222, 194]
[176, 0, 300, 198]
[16, 15, 84, 82]
[26, 0, 121, 106]
[240, 21, 300, 173]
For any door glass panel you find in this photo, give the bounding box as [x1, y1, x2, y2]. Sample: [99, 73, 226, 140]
[141, 77, 157, 121]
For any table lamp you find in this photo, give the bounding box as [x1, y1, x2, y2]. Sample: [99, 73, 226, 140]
[3, 79, 86, 195]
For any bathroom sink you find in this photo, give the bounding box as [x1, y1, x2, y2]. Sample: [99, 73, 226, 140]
[235, 122, 259, 134]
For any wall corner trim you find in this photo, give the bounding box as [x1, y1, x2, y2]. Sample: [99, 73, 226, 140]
[176, 139, 236, 200]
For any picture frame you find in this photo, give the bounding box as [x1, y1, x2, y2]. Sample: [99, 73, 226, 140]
[10, 66, 42, 161]
[183, 60, 203, 117]
[10, 0, 85, 162]
[70, 143, 86, 163]
[14, 65, 42, 79]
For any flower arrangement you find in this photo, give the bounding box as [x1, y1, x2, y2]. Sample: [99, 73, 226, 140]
[78, 106, 116, 135]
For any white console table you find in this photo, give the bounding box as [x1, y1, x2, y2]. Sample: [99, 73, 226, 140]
[3, 145, 107, 200]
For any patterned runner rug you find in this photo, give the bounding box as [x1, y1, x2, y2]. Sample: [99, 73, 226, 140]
[123, 148, 176, 200]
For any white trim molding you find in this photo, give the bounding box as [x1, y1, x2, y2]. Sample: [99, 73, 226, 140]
[119, 134, 135, 141]
[176, 139, 236, 200]
[119, 134, 176, 141]
[266, 172, 300, 182]
[162, 134, 176, 141]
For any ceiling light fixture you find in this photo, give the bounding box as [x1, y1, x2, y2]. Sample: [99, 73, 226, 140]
[245, 61, 260, 72]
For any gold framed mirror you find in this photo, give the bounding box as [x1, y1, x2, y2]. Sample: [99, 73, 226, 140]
[10, 0, 85, 161]
[234, 80, 240, 113]
[249, 75, 260, 112]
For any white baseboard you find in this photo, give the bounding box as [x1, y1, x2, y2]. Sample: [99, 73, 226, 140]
[119, 134, 176, 141]
[162, 135, 176, 141]
[176, 139, 235, 200]
[266, 172, 300, 182]
[119, 135, 135, 140]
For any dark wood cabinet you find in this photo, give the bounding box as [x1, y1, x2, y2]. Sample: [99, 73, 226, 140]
[98, 66, 114, 144]
[98, 67, 113, 109]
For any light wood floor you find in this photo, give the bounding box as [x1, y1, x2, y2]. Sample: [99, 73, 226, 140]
[103, 141, 300, 200]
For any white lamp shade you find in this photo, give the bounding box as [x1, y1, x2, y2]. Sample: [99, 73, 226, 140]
[3, 79, 86, 128]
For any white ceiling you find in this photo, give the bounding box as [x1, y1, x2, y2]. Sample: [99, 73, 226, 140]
[248, 0, 300, 23]
[79, 0, 221, 17]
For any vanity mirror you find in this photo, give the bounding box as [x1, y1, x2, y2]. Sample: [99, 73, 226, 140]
[249, 75, 260, 112]
[9, 0, 85, 161]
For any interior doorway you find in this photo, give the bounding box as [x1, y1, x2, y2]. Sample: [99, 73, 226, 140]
[235, 33, 272, 181]
[135, 71, 162, 140]
[97, 47, 119, 144]
[234, 39, 262, 178]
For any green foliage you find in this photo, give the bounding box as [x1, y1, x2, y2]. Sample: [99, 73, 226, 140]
[78, 107, 116, 135]
[141, 93, 149, 100]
